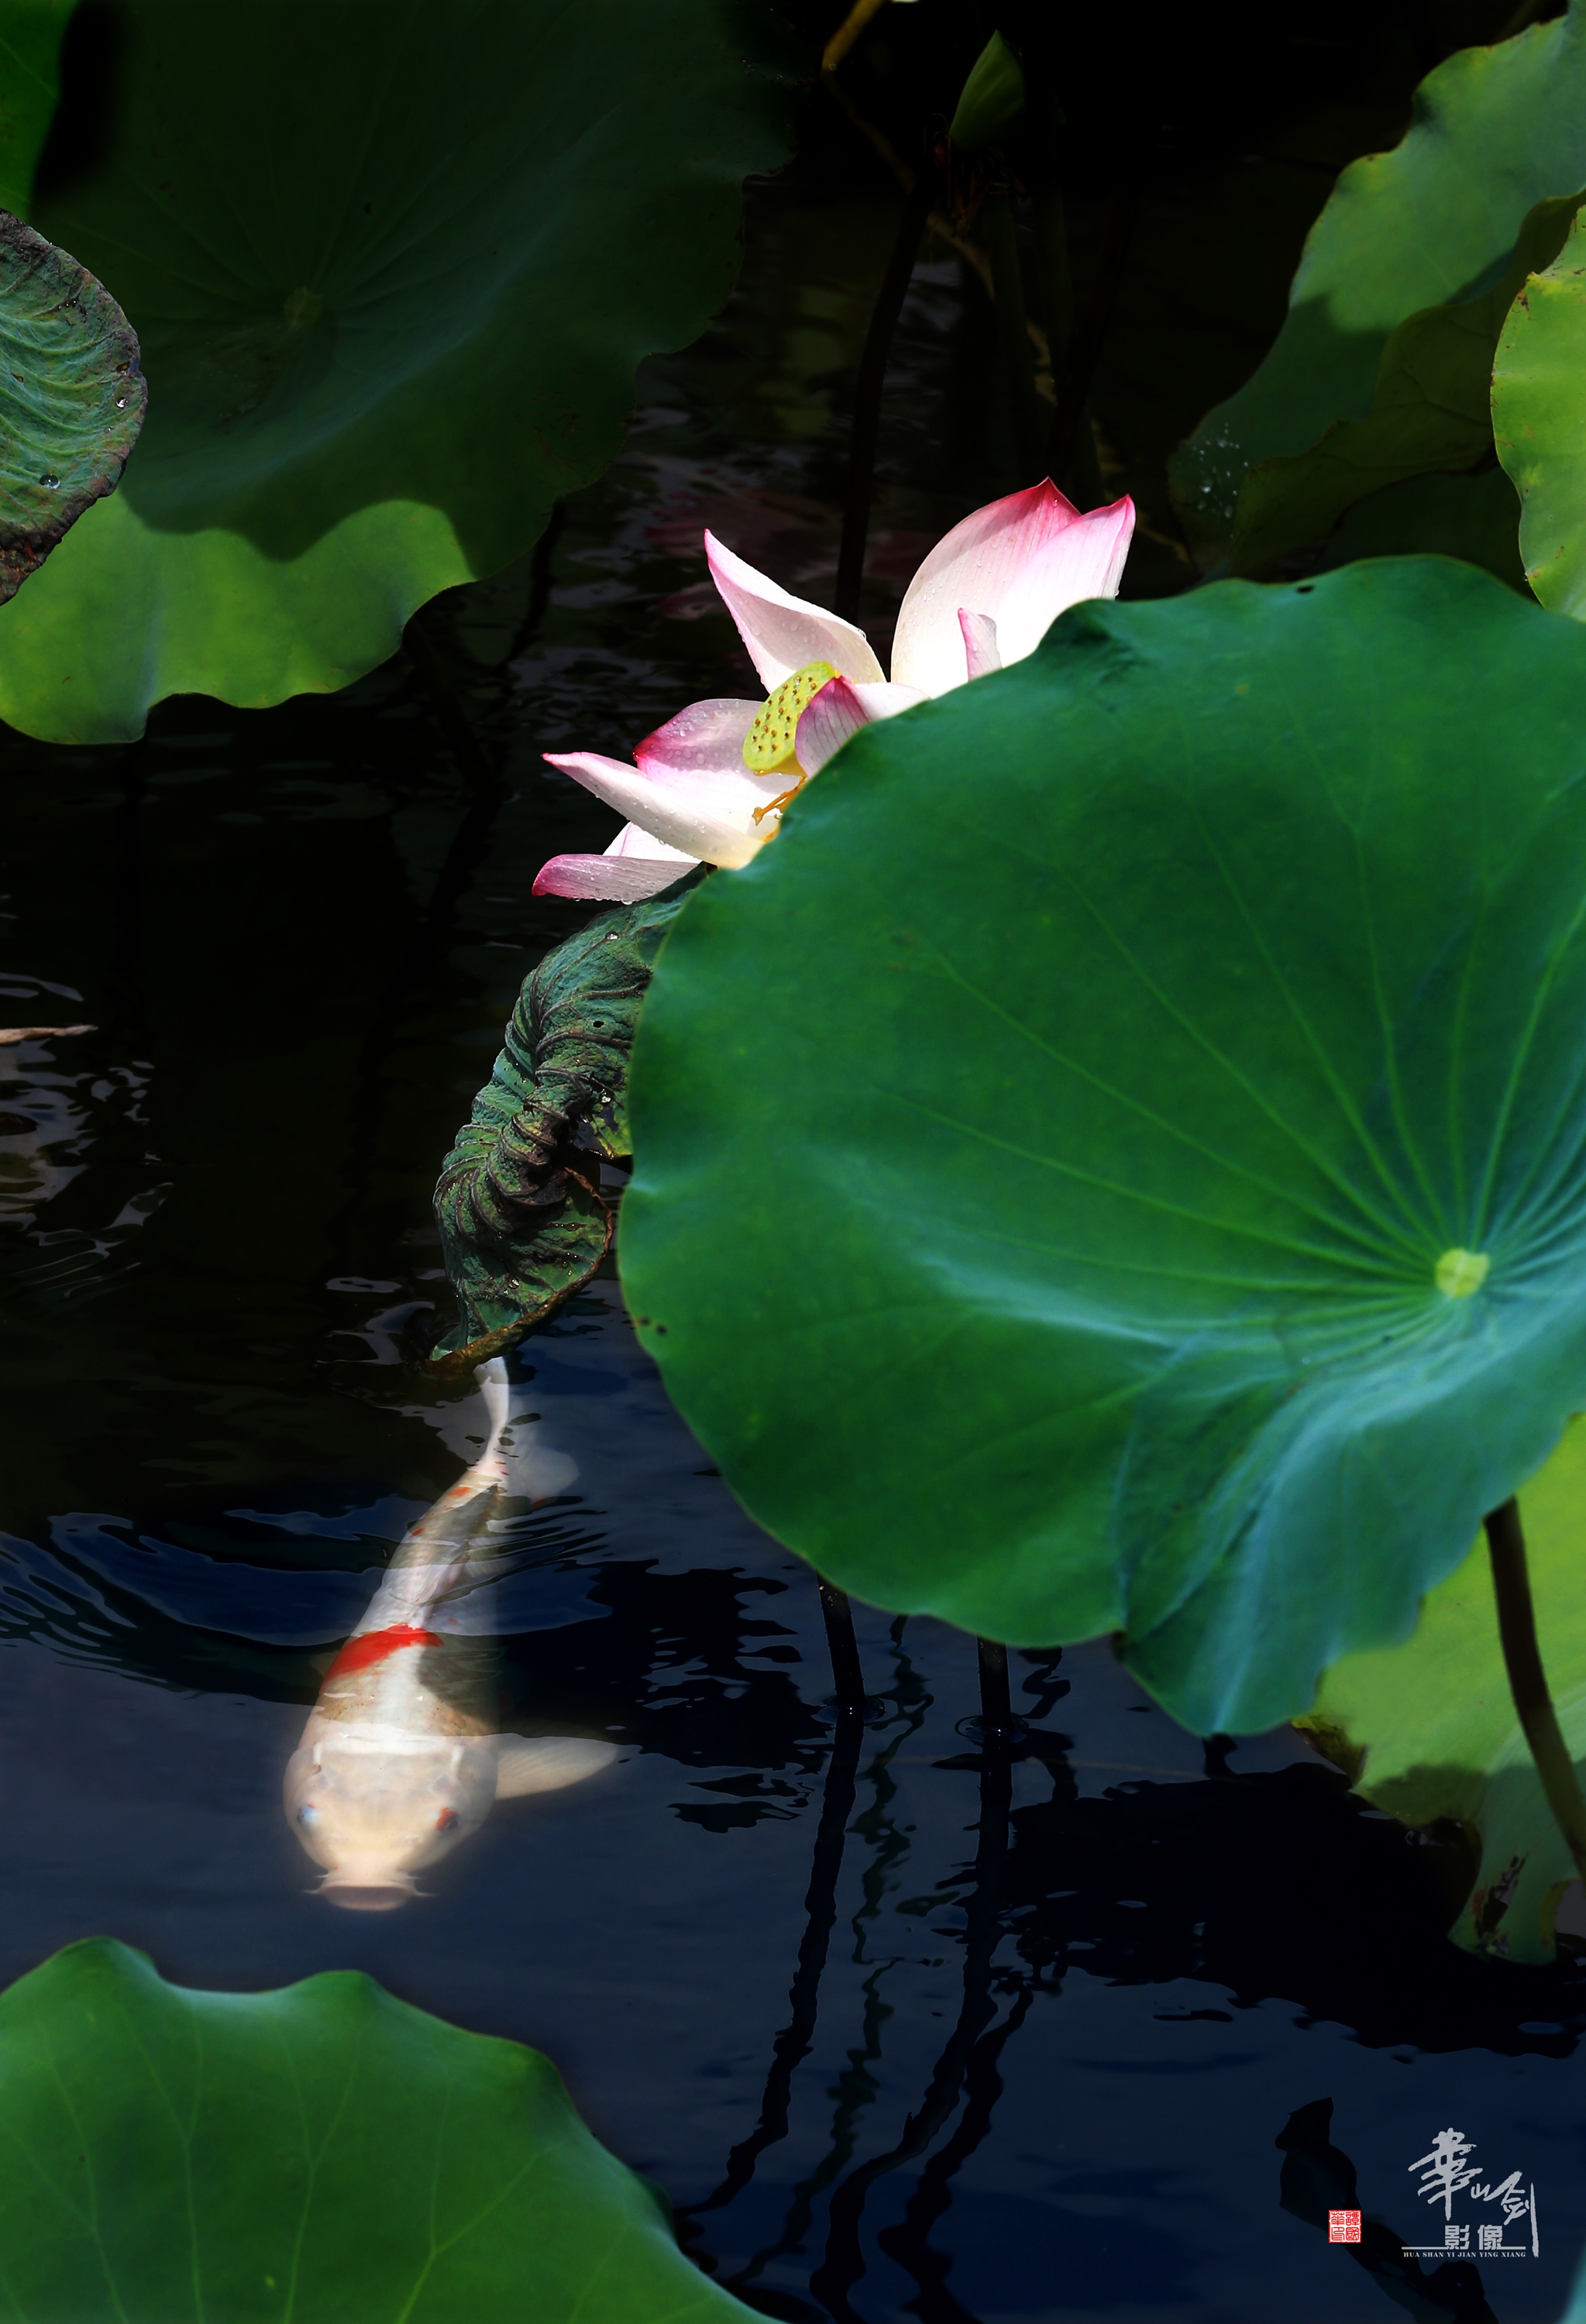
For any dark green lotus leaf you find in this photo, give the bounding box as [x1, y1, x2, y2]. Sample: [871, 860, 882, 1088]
[1170, 7, 1586, 552]
[1226, 191, 1582, 579]
[0, 208, 144, 601]
[1312, 468, 1526, 593]
[1302, 1420, 1586, 1965]
[0, 6, 61, 218]
[0, 0, 793, 743]
[0, 1937, 753, 2321]
[1494, 206, 1586, 620]
[432, 874, 703, 1375]
[621, 559, 1586, 1735]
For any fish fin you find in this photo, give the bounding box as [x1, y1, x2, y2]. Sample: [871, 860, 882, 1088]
[492, 1736, 618, 1798]
[525, 1445, 580, 1502]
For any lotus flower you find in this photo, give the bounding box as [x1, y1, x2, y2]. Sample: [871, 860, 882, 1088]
[533, 478, 1135, 902]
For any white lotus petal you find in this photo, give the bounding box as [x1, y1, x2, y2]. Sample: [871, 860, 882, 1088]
[891, 480, 1135, 693]
[958, 608, 1002, 679]
[705, 531, 883, 689]
[850, 680, 927, 719]
[604, 823, 697, 863]
[543, 751, 762, 868]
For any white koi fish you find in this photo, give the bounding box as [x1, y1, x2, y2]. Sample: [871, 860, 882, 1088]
[284, 1358, 616, 1910]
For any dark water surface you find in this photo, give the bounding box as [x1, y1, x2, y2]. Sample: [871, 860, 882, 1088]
[4, 156, 1585, 2323]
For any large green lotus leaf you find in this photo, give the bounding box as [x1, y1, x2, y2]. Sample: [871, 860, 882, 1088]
[1301, 1420, 1586, 1966]
[0, 0, 792, 743]
[1169, 4, 1586, 551]
[0, 1937, 754, 2321]
[1313, 468, 1526, 593]
[621, 559, 1586, 1736]
[0, 207, 145, 597]
[1226, 191, 1583, 579]
[1494, 206, 1586, 621]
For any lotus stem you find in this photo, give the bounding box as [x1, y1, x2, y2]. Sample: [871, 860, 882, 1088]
[822, 0, 889, 76]
[835, 167, 935, 624]
[817, 1575, 869, 1714]
[1048, 187, 1139, 499]
[976, 1636, 1014, 1738]
[980, 187, 1047, 486]
[404, 605, 499, 796]
[1485, 1496, 1586, 1885]
[1018, 32, 1074, 391]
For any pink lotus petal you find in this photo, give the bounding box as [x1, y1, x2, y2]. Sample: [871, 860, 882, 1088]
[705, 531, 883, 691]
[958, 608, 1002, 680]
[636, 697, 759, 778]
[543, 751, 761, 869]
[532, 852, 696, 902]
[795, 676, 875, 777]
[891, 481, 1135, 693]
[632, 695, 791, 819]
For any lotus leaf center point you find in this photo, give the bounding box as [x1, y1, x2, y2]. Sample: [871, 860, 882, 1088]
[1435, 1247, 1489, 1299]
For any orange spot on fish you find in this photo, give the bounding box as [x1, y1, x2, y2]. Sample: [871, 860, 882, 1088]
[327, 1624, 442, 1679]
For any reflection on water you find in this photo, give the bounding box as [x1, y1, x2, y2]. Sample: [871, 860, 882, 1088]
[0, 1285, 1581, 2321]
[285, 1360, 615, 1909]
[0, 157, 1583, 2318]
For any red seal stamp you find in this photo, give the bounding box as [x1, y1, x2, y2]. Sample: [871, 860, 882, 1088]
[1329, 2211, 1362, 2243]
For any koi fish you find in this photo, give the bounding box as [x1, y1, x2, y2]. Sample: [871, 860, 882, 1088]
[284, 1358, 616, 1910]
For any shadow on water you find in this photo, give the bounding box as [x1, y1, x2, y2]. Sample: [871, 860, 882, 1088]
[1279, 2099, 1500, 2324]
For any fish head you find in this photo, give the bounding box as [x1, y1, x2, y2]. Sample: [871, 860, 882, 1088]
[284, 1733, 498, 1909]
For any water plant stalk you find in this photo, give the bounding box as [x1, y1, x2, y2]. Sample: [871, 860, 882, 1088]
[811, 1684, 1013, 2315]
[1017, 21, 1074, 394]
[505, 502, 566, 665]
[403, 606, 500, 796]
[111, 738, 149, 1054]
[980, 187, 1048, 486]
[686, 1697, 864, 2216]
[976, 1636, 1013, 1735]
[822, 0, 889, 75]
[819, 1576, 869, 1714]
[834, 167, 935, 623]
[1048, 187, 1139, 497]
[1485, 1496, 1586, 1884]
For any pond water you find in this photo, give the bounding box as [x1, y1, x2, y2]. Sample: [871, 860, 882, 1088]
[3, 104, 1585, 2324]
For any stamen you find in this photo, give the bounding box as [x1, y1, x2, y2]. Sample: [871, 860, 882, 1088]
[742, 661, 837, 772]
[752, 775, 808, 827]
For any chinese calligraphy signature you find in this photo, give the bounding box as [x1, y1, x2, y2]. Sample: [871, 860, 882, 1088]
[1408, 2128, 1536, 2257]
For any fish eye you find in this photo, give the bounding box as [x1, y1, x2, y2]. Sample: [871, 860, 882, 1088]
[435, 1808, 460, 1833]
[296, 1806, 318, 1827]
